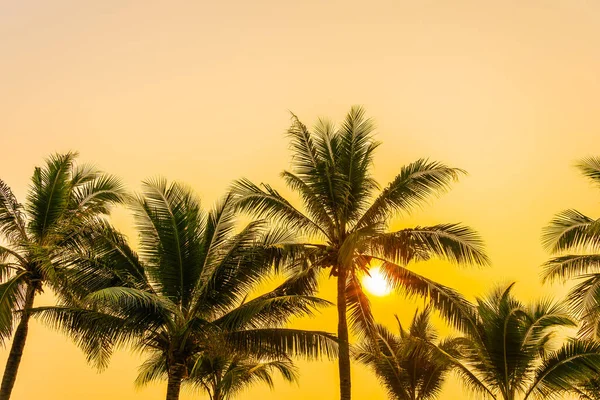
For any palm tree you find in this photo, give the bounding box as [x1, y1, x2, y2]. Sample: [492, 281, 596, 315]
[454, 283, 600, 400]
[354, 307, 463, 400]
[542, 157, 600, 339]
[0, 152, 125, 400]
[232, 106, 489, 400]
[37, 179, 337, 400]
[190, 347, 298, 400]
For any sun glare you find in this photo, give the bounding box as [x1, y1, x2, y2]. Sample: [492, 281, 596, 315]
[362, 267, 392, 297]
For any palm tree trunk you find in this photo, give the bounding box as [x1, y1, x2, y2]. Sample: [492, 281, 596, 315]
[337, 265, 351, 400]
[165, 364, 185, 400]
[0, 284, 36, 400]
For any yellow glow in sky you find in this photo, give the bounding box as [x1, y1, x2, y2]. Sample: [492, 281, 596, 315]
[363, 268, 393, 297]
[1, 1, 600, 399]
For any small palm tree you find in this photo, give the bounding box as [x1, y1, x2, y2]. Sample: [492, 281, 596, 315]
[542, 157, 600, 338]
[354, 307, 463, 400]
[190, 346, 298, 400]
[0, 152, 125, 400]
[455, 283, 600, 400]
[37, 179, 337, 400]
[232, 106, 489, 400]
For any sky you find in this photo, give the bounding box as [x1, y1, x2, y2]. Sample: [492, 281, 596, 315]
[1, 0, 600, 398]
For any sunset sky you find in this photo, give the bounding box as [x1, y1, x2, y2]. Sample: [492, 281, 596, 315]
[2, 1, 600, 399]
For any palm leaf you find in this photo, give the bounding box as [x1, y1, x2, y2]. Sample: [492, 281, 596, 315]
[357, 159, 465, 229]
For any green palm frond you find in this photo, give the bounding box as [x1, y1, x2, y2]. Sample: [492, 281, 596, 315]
[133, 178, 205, 307]
[225, 328, 338, 360]
[83, 287, 177, 320]
[564, 274, 600, 337]
[26, 152, 78, 241]
[542, 254, 600, 283]
[527, 340, 600, 399]
[231, 178, 328, 238]
[345, 273, 376, 340]
[576, 157, 600, 187]
[379, 260, 479, 335]
[0, 179, 27, 243]
[213, 294, 331, 330]
[542, 210, 600, 253]
[336, 106, 380, 223]
[356, 159, 465, 229]
[371, 224, 489, 266]
[68, 172, 125, 218]
[281, 170, 336, 234]
[0, 272, 28, 343]
[134, 351, 168, 387]
[32, 305, 144, 369]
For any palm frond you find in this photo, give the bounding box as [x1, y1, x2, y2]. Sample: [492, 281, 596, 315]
[542, 254, 600, 283]
[345, 273, 376, 340]
[0, 272, 28, 343]
[542, 210, 600, 253]
[225, 328, 338, 360]
[370, 224, 489, 267]
[134, 178, 205, 307]
[336, 106, 381, 223]
[576, 157, 600, 187]
[26, 152, 77, 241]
[0, 179, 27, 242]
[231, 178, 328, 238]
[214, 294, 330, 330]
[32, 305, 144, 369]
[527, 340, 600, 399]
[134, 351, 168, 387]
[357, 159, 465, 229]
[379, 259, 479, 335]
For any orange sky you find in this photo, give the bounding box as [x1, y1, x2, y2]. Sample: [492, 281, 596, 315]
[1, 1, 600, 399]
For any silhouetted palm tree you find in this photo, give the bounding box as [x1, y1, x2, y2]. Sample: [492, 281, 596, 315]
[0, 152, 125, 400]
[232, 106, 489, 400]
[354, 307, 463, 400]
[37, 179, 337, 400]
[190, 347, 297, 400]
[455, 283, 600, 400]
[542, 157, 600, 339]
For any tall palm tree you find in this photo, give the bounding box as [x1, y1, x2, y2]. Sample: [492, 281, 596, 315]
[37, 179, 337, 400]
[0, 152, 125, 400]
[354, 307, 463, 400]
[232, 106, 489, 400]
[190, 347, 298, 400]
[542, 157, 600, 338]
[454, 283, 600, 400]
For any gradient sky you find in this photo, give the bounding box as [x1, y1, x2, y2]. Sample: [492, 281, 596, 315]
[1, 1, 600, 399]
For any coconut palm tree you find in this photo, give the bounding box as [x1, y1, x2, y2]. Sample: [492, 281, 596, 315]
[232, 106, 489, 400]
[454, 283, 600, 400]
[0, 152, 125, 400]
[542, 157, 600, 339]
[354, 307, 464, 400]
[36, 179, 337, 400]
[189, 347, 298, 400]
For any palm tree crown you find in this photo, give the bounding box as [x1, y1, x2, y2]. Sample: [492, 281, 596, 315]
[454, 283, 600, 400]
[542, 157, 600, 338]
[354, 307, 463, 400]
[0, 152, 125, 400]
[191, 346, 298, 400]
[37, 179, 337, 400]
[232, 106, 489, 400]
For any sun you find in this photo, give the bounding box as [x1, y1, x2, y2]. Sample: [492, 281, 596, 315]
[362, 267, 392, 297]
